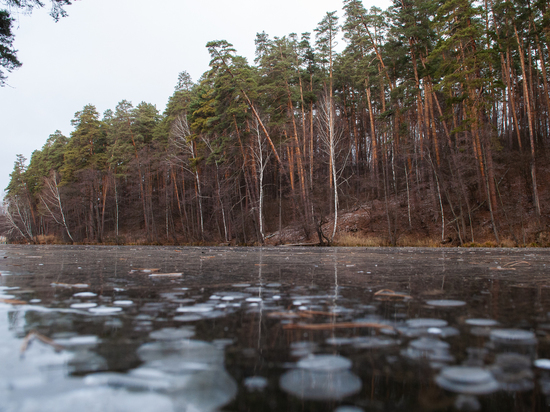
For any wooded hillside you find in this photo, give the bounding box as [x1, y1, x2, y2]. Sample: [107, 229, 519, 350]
[3, 0, 550, 246]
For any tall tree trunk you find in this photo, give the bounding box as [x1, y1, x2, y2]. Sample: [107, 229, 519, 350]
[515, 24, 541, 216]
[365, 79, 379, 194]
[100, 173, 108, 242]
[215, 164, 229, 242]
[171, 167, 186, 239]
[129, 123, 149, 238]
[534, 31, 550, 141]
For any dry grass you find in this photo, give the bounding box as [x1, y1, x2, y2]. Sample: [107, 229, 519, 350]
[335, 232, 444, 247]
[334, 232, 387, 247]
[462, 238, 522, 248]
[396, 235, 441, 247]
[498, 237, 517, 248]
[35, 235, 62, 244]
[463, 241, 487, 247]
[334, 232, 524, 248]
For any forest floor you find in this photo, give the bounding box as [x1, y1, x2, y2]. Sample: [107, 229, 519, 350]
[14, 200, 549, 247]
[263, 200, 550, 248]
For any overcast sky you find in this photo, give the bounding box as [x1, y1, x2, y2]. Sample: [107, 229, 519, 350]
[0, 0, 390, 198]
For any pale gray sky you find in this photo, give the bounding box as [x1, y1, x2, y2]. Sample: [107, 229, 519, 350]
[0, 0, 390, 197]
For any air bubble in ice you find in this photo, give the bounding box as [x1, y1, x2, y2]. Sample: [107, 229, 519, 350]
[73, 292, 97, 298]
[290, 341, 318, 357]
[352, 336, 397, 349]
[149, 327, 195, 341]
[173, 315, 202, 322]
[403, 337, 454, 364]
[535, 359, 550, 370]
[426, 299, 466, 307]
[491, 353, 534, 392]
[89, 306, 123, 315]
[490, 329, 537, 345]
[435, 366, 499, 395]
[176, 304, 214, 313]
[406, 318, 448, 328]
[465, 318, 499, 327]
[70, 302, 97, 309]
[297, 355, 352, 372]
[244, 376, 268, 392]
[280, 368, 361, 400]
[55, 335, 100, 348]
[326, 337, 355, 346]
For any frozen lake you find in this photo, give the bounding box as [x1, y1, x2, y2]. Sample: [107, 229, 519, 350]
[1, 245, 550, 411]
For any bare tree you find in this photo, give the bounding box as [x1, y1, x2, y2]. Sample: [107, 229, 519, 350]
[2, 195, 34, 242]
[39, 170, 74, 243]
[250, 117, 271, 243]
[317, 90, 349, 243]
[170, 113, 204, 240]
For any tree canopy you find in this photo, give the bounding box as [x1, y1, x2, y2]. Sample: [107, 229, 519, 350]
[3, 0, 550, 247]
[0, 0, 71, 85]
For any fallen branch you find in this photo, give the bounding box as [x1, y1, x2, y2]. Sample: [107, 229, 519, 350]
[374, 289, 412, 300]
[505, 261, 531, 267]
[0, 298, 27, 305]
[20, 330, 64, 354]
[149, 273, 183, 277]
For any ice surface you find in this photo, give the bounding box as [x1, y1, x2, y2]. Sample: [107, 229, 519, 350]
[5, 387, 175, 412]
[1, 245, 549, 411]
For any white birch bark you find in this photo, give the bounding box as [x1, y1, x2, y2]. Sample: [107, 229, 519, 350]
[251, 118, 270, 243]
[40, 171, 74, 242]
[170, 113, 205, 239]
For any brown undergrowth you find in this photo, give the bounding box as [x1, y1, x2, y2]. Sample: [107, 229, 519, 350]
[9, 203, 550, 248]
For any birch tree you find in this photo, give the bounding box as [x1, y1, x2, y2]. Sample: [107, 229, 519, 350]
[250, 118, 271, 243]
[317, 91, 348, 243]
[39, 170, 74, 242]
[170, 112, 204, 240]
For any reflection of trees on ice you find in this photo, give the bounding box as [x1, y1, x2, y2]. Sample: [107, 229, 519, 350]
[331, 251, 338, 340]
[258, 248, 263, 350]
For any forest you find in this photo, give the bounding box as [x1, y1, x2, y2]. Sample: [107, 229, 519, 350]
[2, 0, 550, 247]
